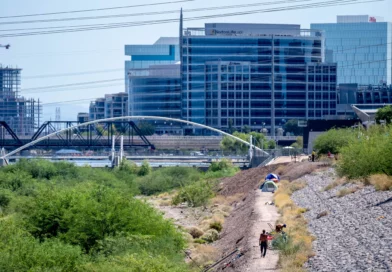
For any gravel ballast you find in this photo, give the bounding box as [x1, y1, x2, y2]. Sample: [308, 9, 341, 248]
[291, 169, 392, 272]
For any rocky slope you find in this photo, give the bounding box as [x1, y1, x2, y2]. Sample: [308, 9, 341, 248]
[292, 169, 392, 272]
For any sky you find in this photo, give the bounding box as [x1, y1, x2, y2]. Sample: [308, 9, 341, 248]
[0, 0, 391, 122]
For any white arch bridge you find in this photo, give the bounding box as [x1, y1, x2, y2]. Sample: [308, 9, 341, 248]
[0, 116, 269, 163]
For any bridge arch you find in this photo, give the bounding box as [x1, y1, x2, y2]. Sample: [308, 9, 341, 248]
[1, 116, 267, 159]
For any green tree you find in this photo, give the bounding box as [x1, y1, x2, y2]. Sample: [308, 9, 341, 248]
[375, 105, 392, 124]
[291, 136, 303, 149]
[283, 119, 303, 136]
[220, 132, 270, 152]
[138, 160, 152, 176]
[313, 128, 355, 154]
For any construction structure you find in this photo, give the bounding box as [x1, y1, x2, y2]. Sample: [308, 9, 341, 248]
[0, 65, 41, 135]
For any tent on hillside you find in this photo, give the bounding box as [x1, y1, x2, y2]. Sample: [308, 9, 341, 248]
[266, 173, 280, 183]
[260, 180, 278, 192]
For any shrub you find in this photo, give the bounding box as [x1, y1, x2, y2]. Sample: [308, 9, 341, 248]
[201, 229, 219, 243]
[323, 179, 345, 191]
[172, 180, 215, 207]
[370, 174, 392, 191]
[336, 125, 392, 179]
[0, 218, 84, 272]
[138, 160, 152, 176]
[118, 160, 139, 175]
[209, 221, 223, 232]
[138, 167, 201, 195]
[208, 159, 233, 172]
[0, 161, 190, 271]
[0, 190, 11, 208]
[313, 128, 355, 154]
[193, 238, 207, 244]
[188, 227, 204, 239]
[337, 187, 357, 197]
[274, 180, 314, 272]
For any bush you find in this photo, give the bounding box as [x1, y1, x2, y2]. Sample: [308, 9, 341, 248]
[138, 167, 201, 195]
[138, 160, 152, 176]
[193, 238, 207, 244]
[336, 187, 357, 197]
[336, 125, 392, 179]
[313, 128, 355, 154]
[370, 174, 392, 191]
[0, 161, 190, 271]
[0, 190, 11, 208]
[208, 159, 233, 172]
[188, 227, 204, 238]
[172, 180, 215, 207]
[0, 218, 84, 272]
[118, 160, 139, 175]
[201, 229, 219, 243]
[209, 221, 223, 232]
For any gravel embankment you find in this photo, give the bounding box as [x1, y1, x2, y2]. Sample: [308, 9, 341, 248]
[291, 169, 392, 272]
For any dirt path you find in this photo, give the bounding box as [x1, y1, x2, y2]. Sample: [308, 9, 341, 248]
[243, 190, 280, 271]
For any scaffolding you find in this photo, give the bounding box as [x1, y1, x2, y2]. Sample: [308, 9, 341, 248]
[0, 65, 41, 136]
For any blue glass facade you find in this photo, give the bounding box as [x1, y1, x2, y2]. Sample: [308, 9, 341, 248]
[129, 65, 181, 119]
[311, 17, 392, 85]
[181, 24, 337, 134]
[125, 37, 180, 116]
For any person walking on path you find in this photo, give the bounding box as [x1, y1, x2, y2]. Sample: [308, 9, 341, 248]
[311, 150, 316, 162]
[259, 230, 268, 258]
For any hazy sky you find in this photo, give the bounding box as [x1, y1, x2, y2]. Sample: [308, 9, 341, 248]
[0, 0, 391, 121]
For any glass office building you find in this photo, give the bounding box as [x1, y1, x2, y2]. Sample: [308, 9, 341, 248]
[128, 65, 182, 134]
[181, 23, 337, 134]
[311, 15, 392, 85]
[125, 37, 180, 115]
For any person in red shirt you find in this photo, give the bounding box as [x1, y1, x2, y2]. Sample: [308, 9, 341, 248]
[259, 230, 268, 258]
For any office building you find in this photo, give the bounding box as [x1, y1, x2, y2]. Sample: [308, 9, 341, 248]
[89, 98, 105, 121]
[104, 92, 128, 119]
[181, 23, 337, 135]
[125, 37, 180, 111]
[89, 93, 128, 121]
[128, 64, 182, 134]
[0, 65, 41, 135]
[311, 15, 392, 85]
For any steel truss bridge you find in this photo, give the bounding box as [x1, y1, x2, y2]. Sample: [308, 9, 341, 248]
[0, 121, 154, 150]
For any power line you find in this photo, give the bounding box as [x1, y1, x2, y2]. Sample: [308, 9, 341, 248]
[0, 0, 316, 26]
[0, 0, 382, 38]
[19, 42, 391, 80]
[24, 68, 124, 79]
[0, 0, 194, 19]
[19, 57, 392, 94]
[21, 78, 124, 92]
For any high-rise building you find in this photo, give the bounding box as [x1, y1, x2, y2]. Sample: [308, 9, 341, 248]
[88, 93, 128, 121]
[104, 92, 128, 119]
[125, 37, 180, 112]
[181, 23, 337, 135]
[311, 15, 392, 85]
[89, 98, 105, 121]
[128, 64, 182, 134]
[0, 65, 41, 135]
